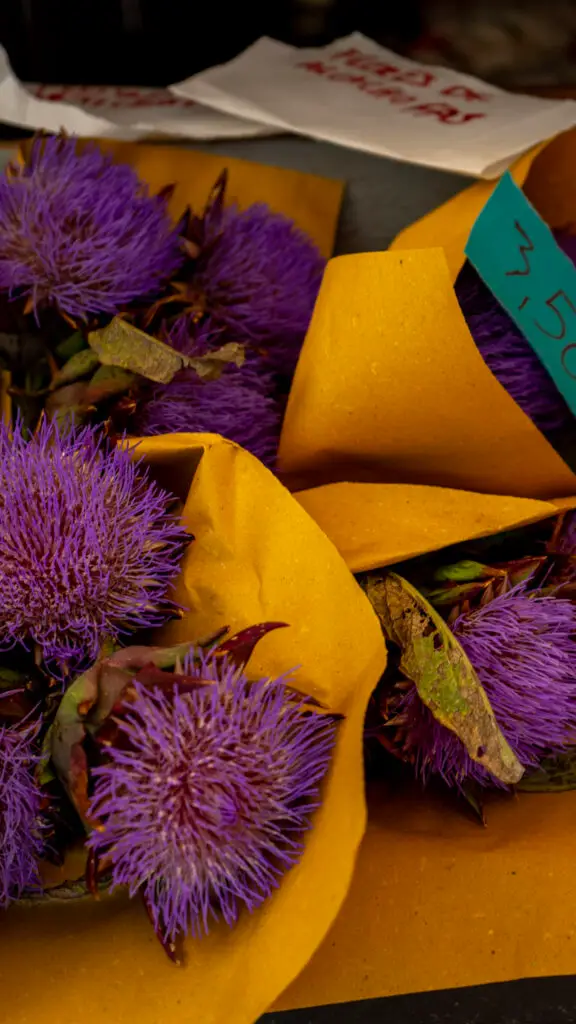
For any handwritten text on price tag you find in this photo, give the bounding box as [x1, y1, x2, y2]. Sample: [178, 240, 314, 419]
[465, 172, 576, 415]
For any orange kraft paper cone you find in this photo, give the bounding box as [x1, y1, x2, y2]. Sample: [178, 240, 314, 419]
[270, 480, 576, 1011]
[0, 433, 386, 1024]
[277, 248, 576, 499]
[278, 128, 576, 501]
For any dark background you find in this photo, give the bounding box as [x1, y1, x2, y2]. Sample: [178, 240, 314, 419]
[0, 0, 422, 86]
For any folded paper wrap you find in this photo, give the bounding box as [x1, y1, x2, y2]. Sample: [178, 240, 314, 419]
[296, 481, 576, 573]
[0, 433, 386, 1024]
[272, 479, 576, 1010]
[278, 128, 576, 500]
[278, 248, 576, 499]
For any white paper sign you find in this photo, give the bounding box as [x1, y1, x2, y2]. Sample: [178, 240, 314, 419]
[173, 33, 576, 177]
[0, 46, 272, 141]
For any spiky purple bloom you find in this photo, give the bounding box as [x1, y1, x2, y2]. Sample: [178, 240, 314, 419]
[0, 724, 43, 906]
[135, 366, 283, 468]
[193, 202, 325, 377]
[0, 135, 183, 320]
[455, 233, 576, 433]
[0, 418, 188, 674]
[87, 654, 336, 940]
[395, 584, 576, 787]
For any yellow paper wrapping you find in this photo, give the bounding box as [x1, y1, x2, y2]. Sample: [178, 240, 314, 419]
[269, 481, 576, 1009]
[296, 481, 576, 573]
[275, 782, 576, 1011]
[278, 248, 576, 499]
[98, 140, 343, 258]
[0, 433, 386, 1024]
[390, 127, 576, 282]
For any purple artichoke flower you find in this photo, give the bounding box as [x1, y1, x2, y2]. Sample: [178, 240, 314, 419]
[395, 583, 576, 787]
[0, 135, 183, 321]
[193, 202, 325, 378]
[134, 366, 283, 469]
[87, 653, 336, 941]
[0, 724, 43, 906]
[0, 418, 188, 675]
[455, 232, 576, 433]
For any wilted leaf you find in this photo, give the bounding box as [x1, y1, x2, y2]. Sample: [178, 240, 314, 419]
[189, 342, 245, 380]
[365, 573, 523, 786]
[51, 348, 100, 389]
[88, 319, 191, 384]
[518, 750, 576, 792]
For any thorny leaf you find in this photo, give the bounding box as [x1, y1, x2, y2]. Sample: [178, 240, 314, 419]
[216, 622, 289, 670]
[518, 750, 576, 792]
[365, 573, 523, 786]
[142, 891, 183, 966]
[50, 348, 100, 389]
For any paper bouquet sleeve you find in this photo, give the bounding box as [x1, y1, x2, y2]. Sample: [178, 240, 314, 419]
[0, 434, 386, 1024]
[100, 140, 343, 258]
[277, 248, 576, 499]
[271, 479, 576, 1011]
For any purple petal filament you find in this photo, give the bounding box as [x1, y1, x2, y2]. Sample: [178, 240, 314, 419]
[455, 233, 576, 433]
[194, 202, 325, 377]
[0, 418, 188, 674]
[396, 583, 576, 787]
[88, 653, 336, 940]
[0, 135, 183, 320]
[135, 366, 283, 469]
[0, 724, 43, 906]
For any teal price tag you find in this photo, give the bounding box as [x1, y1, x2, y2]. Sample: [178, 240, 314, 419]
[465, 170, 576, 416]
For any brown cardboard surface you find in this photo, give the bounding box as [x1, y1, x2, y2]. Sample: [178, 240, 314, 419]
[275, 782, 576, 1012]
[296, 482, 576, 573]
[0, 433, 386, 1024]
[278, 249, 576, 499]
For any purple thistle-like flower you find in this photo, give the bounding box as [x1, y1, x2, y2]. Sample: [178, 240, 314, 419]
[87, 653, 336, 941]
[395, 584, 576, 787]
[134, 366, 283, 469]
[455, 233, 576, 433]
[0, 418, 188, 674]
[0, 724, 43, 906]
[193, 202, 325, 377]
[0, 135, 183, 320]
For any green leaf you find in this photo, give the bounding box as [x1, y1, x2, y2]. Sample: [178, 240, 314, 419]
[51, 348, 100, 389]
[55, 332, 85, 360]
[518, 750, 576, 792]
[433, 560, 488, 583]
[84, 364, 136, 404]
[88, 319, 191, 384]
[365, 573, 523, 786]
